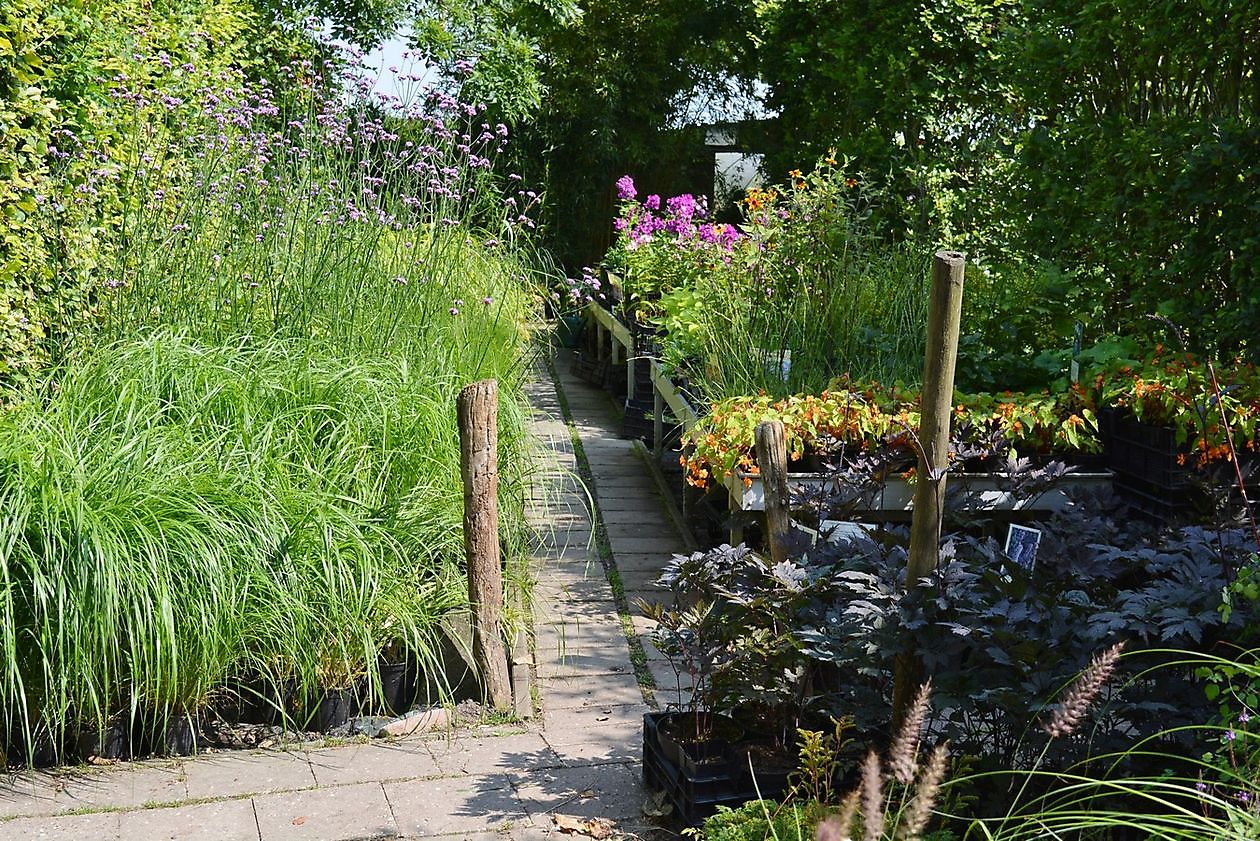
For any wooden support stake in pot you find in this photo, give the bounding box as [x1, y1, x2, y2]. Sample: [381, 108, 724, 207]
[458, 379, 513, 711]
[755, 420, 791, 566]
[892, 250, 965, 725]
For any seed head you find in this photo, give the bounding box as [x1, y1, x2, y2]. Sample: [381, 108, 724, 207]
[898, 742, 949, 840]
[861, 749, 884, 841]
[1042, 642, 1125, 738]
[889, 680, 931, 784]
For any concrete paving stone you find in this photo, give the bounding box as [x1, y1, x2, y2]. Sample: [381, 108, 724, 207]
[629, 609, 661, 630]
[597, 527, 670, 547]
[532, 509, 591, 526]
[598, 509, 670, 528]
[533, 575, 615, 604]
[541, 705, 647, 747]
[608, 544, 683, 563]
[308, 741, 442, 787]
[532, 546, 600, 568]
[636, 633, 670, 663]
[543, 737, 640, 768]
[539, 673, 645, 710]
[511, 762, 644, 823]
[0, 808, 123, 840]
[589, 468, 651, 484]
[540, 527, 594, 547]
[590, 482, 657, 498]
[427, 732, 561, 776]
[533, 621, 629, 666]
[51, 760, 188, 812]
[449, 829, 552, 841]
[539, 600, 622, 624]
[536, 648, 632, 679]
[532, 565, 604, 588]
[385, 774, 531, 837]
[183, 750, 315, 801]
[119, 796, 261, 841]
[533, 610, 624, 642]
[644, 660, 691, 692]
[592, 495, 669, 512]
[254, 781, 395, 841]
[611, 555, 674, 578]
[621, 589, 666, 610]
[533, 578, 614, 605]
[0, 772, 59, 819]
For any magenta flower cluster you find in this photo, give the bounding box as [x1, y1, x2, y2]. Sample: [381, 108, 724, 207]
[612, 176, 741, 255]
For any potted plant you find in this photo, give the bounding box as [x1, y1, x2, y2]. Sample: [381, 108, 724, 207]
[1095, 351, 1260, 516]
[640, 544, 813, 824]
[683, 383, 1110, 520]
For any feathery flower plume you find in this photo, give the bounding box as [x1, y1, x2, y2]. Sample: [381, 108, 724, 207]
[861, 749, 885, 841]
[1042, 641, 1125, 738]
[898, 741, 949, 840]
[832, 787, 861, 840]
[815, 814, 847, 841]
[889, 679, 932, 784]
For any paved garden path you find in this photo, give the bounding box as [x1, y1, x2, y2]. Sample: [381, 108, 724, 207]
[0, 348, 687, 840]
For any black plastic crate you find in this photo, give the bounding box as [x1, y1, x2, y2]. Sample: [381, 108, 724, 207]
[570, 353, 609, 386]
[621, 398, 657, 445]
[641, 712, 788, 827]
[1100, 408, 1258, 519]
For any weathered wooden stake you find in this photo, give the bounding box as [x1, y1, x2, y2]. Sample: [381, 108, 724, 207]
[755, 420, 791, 566]
[892, 250, 966, 725]
[458, 379, 513, 711]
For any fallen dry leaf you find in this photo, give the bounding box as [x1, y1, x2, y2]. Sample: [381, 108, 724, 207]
[291, 816, 307, 826]
[641, 789, 672, 818]
[553, 813, 616, 839]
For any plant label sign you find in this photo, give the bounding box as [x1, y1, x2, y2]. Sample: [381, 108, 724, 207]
[1004, 524, 1042, 571]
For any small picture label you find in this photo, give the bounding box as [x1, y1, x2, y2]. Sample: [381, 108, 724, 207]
[1005, 524, 1042, 571]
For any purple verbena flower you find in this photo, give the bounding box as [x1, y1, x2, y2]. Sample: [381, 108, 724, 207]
[615, 175, 636, 201]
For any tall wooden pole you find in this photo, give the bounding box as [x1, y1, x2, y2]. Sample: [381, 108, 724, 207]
[755, 420, 791, 566]
[892, 250, 965, 724]
[458, 379, 513, 711]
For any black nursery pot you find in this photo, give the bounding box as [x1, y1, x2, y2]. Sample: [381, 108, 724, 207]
[378, 660, 417, 716]
[310, 687, 356, 732]
[132, 710, 200, 757]
[160, 715, 198, 756]
[3, 726, 69, 768]
[76, 720, 131, 761]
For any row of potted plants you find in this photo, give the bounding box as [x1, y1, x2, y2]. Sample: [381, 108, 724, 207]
[682, 355, 1260, 493]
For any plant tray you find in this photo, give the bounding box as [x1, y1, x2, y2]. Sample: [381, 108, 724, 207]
[724, 470, 1114, 514]
[569, 353, 609, 386]
[642, 712, 787, 826]
[1099, 408, 1258, 519]
[621, 397, 657, 445]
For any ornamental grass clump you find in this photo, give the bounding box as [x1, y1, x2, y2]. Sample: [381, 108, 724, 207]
[0, 45, 541, 763]
[962, 648, 1260, 841]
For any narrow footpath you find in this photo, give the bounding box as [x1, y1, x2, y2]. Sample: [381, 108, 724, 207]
[0, 347, 689, 840]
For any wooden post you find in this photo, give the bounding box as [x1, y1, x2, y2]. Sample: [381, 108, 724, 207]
[755, 420, 791, 566]
[458, 379, 513, 711]
[626, 351, 636, 401]
[893, 250, 965, 725]
[653, 384, 664, 458]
